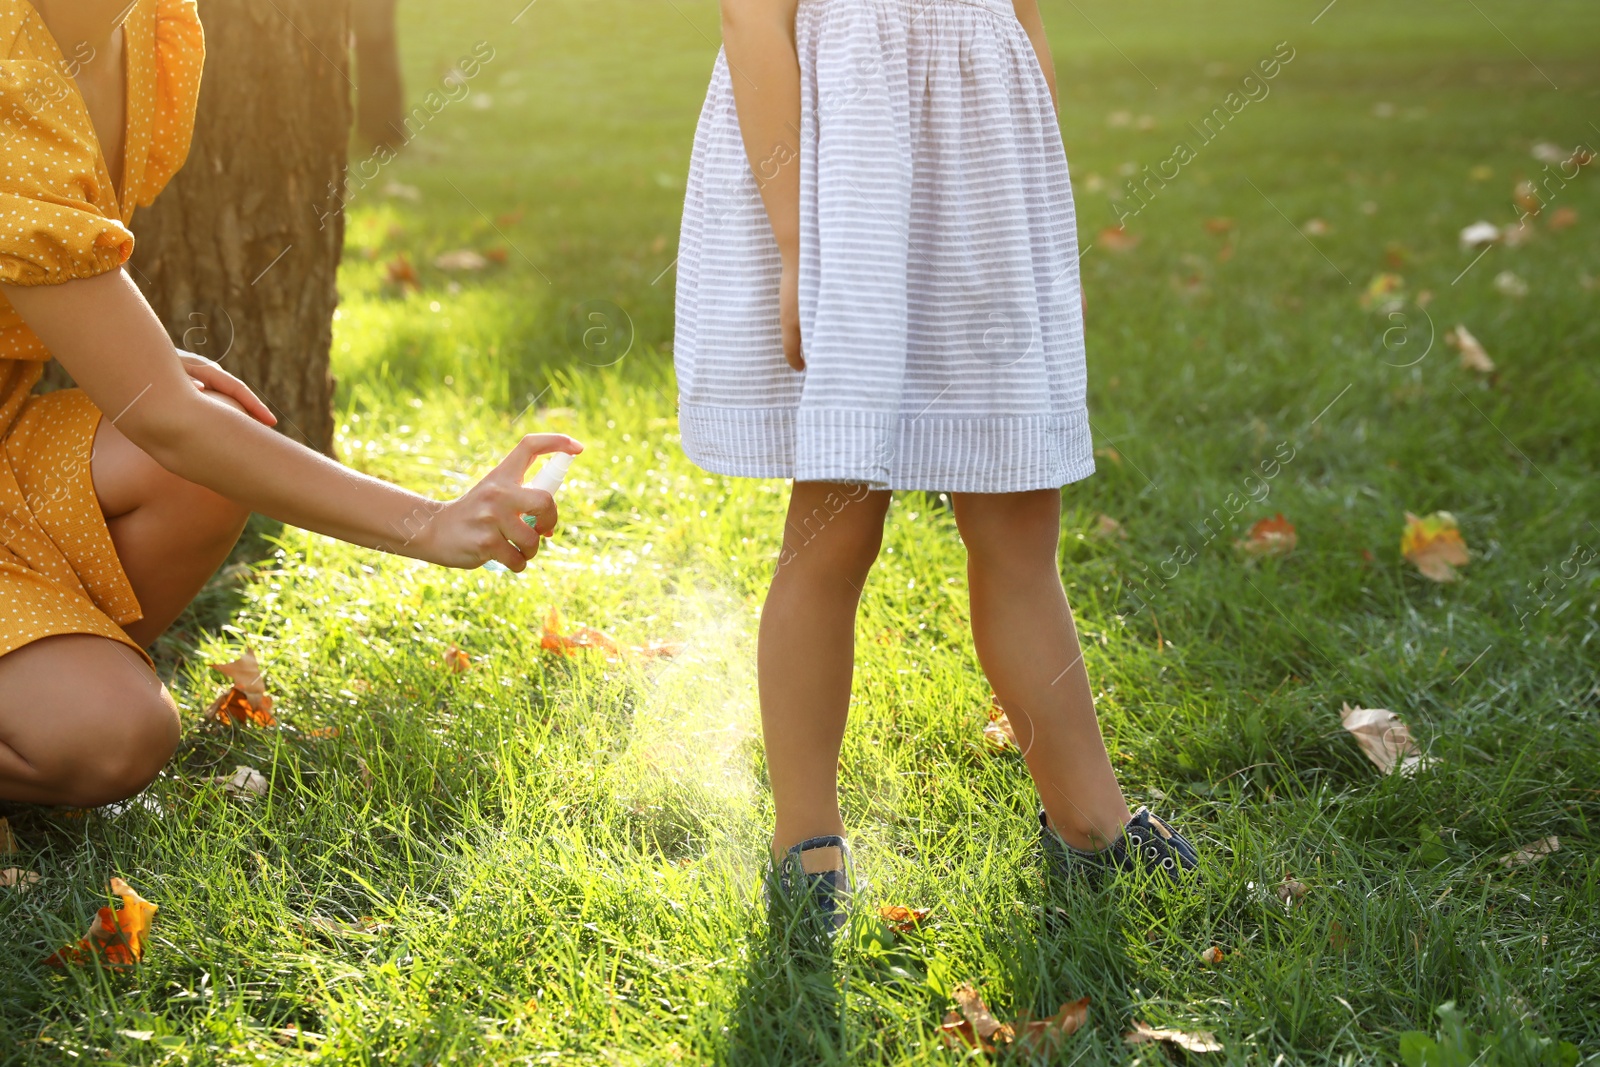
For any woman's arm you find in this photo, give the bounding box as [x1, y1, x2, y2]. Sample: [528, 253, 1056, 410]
[2, 270, 578, 572]
[1012, 0, 1058, 108]
[720, 0, 804, 369]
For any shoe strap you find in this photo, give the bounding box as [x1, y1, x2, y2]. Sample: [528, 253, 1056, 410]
[781, 834, 855, 891]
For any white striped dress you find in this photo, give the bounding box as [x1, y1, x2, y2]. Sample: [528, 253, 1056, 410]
[674, 0, 1092, 494]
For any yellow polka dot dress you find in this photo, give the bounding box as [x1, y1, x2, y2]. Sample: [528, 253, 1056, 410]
[0, 0, 203, 665]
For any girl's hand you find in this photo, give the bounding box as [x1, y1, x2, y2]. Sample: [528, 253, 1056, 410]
[780, 256, 804, 371]
[178, 351, 277, 427]
[416, 434, 583, 571]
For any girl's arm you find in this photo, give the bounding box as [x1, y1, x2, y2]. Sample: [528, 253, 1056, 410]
[720, 0, 804, 369]
[1012, 0, 1059, 108]
[2, 270, 578, 572]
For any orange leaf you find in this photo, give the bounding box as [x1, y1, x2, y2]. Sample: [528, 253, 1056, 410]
[1097, 226, 1140, 253]
[1547, 206, 1578, 232]
[1401, 511, 1470, 582]
[208, 648, 275, 725]
[877, 905, 931, 934]
[208, 687, 276, 727]
[444, 646, 472, 673]
[982, 697, 1017, 752]
[45, 878, 158, 968]
[540, 608, 682, 661]
[1125, 1020, 1224, 1054]
[384, 253, 420, 291]
[1235, 513, 1296, 558]
[1199, 945, 1226, 965]
[1203, 217, 1235, 235]
[1015, 996, 1091, 1055]
[943, 984, 1014, 1052]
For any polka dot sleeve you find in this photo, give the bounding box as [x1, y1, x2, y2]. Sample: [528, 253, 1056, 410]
[135, 0, 203, 207]
[0, 60, 134, 286]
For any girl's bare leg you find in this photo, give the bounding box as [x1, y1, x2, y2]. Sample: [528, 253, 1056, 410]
[759, 482, 890, 868]
[952, 489, 1132, 850]
[0, 393, 250, 805]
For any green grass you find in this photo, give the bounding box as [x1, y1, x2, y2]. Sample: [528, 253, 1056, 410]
[5, 0, 1600, 1062]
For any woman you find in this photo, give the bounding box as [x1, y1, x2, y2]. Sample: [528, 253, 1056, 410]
[0, 0, 576, 807]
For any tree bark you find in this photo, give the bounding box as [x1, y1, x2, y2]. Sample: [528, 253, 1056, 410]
[353, 0, 405, 151]
[130, 0, 353, 454]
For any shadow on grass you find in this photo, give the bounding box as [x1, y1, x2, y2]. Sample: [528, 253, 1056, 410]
[724, 905, 847, 1065]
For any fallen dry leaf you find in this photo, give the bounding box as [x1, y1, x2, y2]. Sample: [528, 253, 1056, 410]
[1199, 945, 1226, 965]
[207, 648, 276, 727]
[1236, 513, 1297, 558]
[1446, 325, 1496, 374]
[384, 253, 420, 291]
[1341, 703, 1431, 775]
[1302, 218, 1331, 236]
[1458, 220, 1501, 250]
[1276, 873, 1309, 907]
[1094, 446, 1123, 466]
[1546, 206, 1578, 232]
[444, 646, 472, 673]
[1513, 179, 1543, 217]
[1401, 511, 1470, 583]
[540, 609, 682, 661]
[877, 905, 931, 934]
[941, 983, 1015, 1052]
[1499, 836, 1560, 869]
[1203, 217, 1235, 235]
[1493, 270, 1529, 298]
[1014, 997, 1091, 1056]
[1, 868, 39, 890]
[433, 249, 489, 272]
[982, 698, 1018, 752]
[1329, 920, 1351, 952]
[45, 878, 158, 968]
[1093, 514, 1128, 541]
[0, 816, 16, 854]
[1360, 272, 1406, 311]
[1097, 225, 1140, 253]
[1125, 1020, 1224, 1054]
[215, 765, 268, 798]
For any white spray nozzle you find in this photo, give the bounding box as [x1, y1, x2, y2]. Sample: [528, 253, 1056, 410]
[528, 452, 574, 495]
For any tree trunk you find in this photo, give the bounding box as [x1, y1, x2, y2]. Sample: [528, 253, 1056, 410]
[131, 0, 353, 455]
[353, 0, 405, 151]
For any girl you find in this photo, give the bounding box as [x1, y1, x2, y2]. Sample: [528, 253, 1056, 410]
[0, 0, 577, 808]
[675, 0, 1199, 924]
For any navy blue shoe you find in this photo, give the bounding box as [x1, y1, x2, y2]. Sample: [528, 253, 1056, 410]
[1040, 807, 1200, 885]
[765, 835, 854, 932]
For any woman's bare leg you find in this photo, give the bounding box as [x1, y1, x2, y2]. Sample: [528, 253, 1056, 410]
[0, 392, 251, 805]
[952, 490, 1132, 851]
[0, 635, 179, 805]
[759, 482, 890, 867]
[92, 393, 252, 646]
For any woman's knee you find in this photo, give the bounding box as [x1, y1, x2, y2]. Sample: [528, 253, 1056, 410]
[45, 690, 180, 808]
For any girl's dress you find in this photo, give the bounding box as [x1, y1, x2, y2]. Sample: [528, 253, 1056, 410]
[675, 0, 1091, 494]
[0, 0, 204, 666]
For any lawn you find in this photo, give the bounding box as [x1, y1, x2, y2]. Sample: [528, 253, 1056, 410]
[3, 0, 1599, 1063]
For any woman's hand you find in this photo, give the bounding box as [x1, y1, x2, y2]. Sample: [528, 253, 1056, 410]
[414, 434, 583, 571]
[177, 351, 277, 427]
[780, 256, 804, 371]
